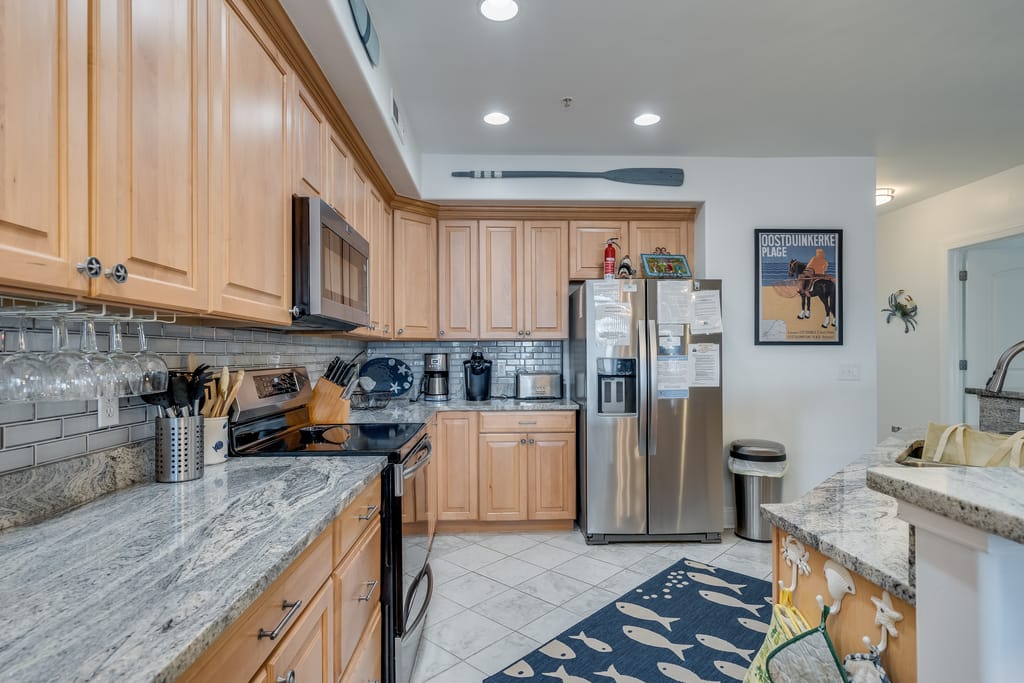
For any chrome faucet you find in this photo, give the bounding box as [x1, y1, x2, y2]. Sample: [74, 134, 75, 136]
[984, 339, 1024, 393]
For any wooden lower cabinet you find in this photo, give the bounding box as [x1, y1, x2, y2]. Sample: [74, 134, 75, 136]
[334, 524, 381, 677]
[478, 433, 529, 522]
[527, 434, 576, 520]
[340, 608, 382, 683]
[437, 412, 479, 520]
[265, 580, 333, 683]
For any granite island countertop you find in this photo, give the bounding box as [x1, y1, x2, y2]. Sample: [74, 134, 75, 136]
[0, 455, 387, 683]
[345, 396, 580, 424]
[867, 463, 1024, 544]
[761, 432, 920, 605]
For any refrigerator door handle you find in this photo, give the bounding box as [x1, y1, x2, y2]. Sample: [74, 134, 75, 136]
[637, 319, 649, 456]
[648, 320, 658, 456]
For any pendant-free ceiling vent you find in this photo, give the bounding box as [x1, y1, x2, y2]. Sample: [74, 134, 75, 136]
[348, 0, 380, 66]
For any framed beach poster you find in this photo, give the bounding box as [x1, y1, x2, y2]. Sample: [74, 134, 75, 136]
[755, 228, 842, 345]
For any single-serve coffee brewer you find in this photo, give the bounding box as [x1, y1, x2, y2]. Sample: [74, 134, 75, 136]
[422, 353, 450, 402]
[464, 349, 492, 401]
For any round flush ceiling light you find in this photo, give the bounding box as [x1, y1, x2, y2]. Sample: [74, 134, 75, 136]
[480, 0, 518, 21]
[483, 111, 510, 125]
[633, 113, 661, 127]
[875, 187, 896, 206]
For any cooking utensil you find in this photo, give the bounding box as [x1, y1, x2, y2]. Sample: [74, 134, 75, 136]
[213, 369, 245, 418]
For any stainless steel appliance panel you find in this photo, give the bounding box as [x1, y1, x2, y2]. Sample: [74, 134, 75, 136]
[577, 280, 647, 536]
[646, 279, 724, 534]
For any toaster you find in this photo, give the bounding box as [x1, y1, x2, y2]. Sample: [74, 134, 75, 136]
[516, 372, 563, 400]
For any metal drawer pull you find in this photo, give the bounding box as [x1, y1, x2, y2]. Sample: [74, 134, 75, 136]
[258, 600, 302, 640]
[357, 504, 379, 521]
[358, 579, 380, 602]
[518, 421, 537, 425]
[276, 672, 295, 683]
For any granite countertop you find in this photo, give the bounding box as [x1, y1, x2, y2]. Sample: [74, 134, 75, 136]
[0, 456, 387, 683]
[867, 464, 1024, 544]
[965, 386, 1024, 399]
[761, 433, 919, 605]
[346, 396, 580, 424]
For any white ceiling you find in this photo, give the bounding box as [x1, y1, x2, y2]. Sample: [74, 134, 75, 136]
[364, 0, 1024, 210]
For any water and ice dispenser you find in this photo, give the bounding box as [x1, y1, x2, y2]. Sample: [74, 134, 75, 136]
[596, 357, 637, 414]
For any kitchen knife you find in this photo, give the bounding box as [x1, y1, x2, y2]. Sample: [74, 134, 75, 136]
[324, 356, 341, 385]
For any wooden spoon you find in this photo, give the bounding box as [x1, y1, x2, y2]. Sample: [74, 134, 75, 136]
[216, 369, 245, 418]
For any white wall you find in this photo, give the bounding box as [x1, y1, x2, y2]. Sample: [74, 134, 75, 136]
[423, 154, 878, 502]
[876, 164, 1024, 439]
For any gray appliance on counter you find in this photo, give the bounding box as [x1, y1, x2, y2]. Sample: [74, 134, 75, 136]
[568, 279, 724, 544]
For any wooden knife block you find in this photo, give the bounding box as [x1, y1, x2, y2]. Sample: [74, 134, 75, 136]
[310, 379, 350, 424]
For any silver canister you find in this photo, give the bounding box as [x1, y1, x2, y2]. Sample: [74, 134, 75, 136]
[155, 415, 205, 483]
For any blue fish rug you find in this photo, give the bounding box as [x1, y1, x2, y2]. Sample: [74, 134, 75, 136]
[484, 557, 772, 683]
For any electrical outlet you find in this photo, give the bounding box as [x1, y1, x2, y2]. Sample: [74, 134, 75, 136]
[838, 363, 861, 381]
[1019, 407, 1024, 423]
[98, 393, 119, 427]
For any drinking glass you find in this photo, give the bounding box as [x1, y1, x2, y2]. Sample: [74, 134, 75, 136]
[80, 319, 121, 398]
[0, 318, 52, 401]
[134, 322, 168, 394]
[107, 322, 144, 396]
[38, 317, 97, 400]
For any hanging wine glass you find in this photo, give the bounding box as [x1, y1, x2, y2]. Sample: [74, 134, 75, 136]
[38, 317, 97, 400]
[133, 322, 168, 394]
[107, 322, 144, 396]
[80, 319, 121, 398]
[0, 318, 53, 401]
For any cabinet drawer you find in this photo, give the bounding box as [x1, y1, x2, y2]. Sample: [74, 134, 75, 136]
[265, 579, 333, 683]
[179, 527, 333, 683]
[334, 522, 382, 675]
[479, 411, 575, 433]
[335, 476, 382, 565]
[340, 606, 382, 683]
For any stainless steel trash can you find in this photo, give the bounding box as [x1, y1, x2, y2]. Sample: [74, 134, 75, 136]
[729, 439, 787, 542]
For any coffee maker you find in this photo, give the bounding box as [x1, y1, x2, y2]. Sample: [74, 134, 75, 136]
[464, 349, 492, 401]
[422, 353, 449, 402]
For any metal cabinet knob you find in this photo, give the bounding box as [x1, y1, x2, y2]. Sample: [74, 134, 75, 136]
[520, 438, 527, 445]
[76, 256, 102, 279]
[288, 306, 301, 318]
[528, 438, 535, 445]
[383, 324, 390, 333]
[439, 329, 446, 336]
[517, 330, 524, 336]
[397, 328, 404, 335]
[104, 263, 129, 283]
[276, 672, 295, 683]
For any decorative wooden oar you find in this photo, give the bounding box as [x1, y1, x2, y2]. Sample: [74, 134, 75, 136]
[451, 167, 684, 187]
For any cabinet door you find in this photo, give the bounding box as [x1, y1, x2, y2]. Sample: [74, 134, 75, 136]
[524, 221, 568, 338]
[628, 220, 693, 274]
[92, 0, 208, 311]
[325, 128, 352, 220]
[392, 210, 438, 339]
[367, 186, 384, 336]
[437, 412, 479, 520]
[334, 523, 381, 676]
[0, 0, 89, 295]
[478, 433, 528, 521]
[378, 204, 394, 338]
[479, 220, 523, 339]
[208, 0, 292, 324]
[339, 608, 381, 683]
[266, 580, 333, 683]
[569, 220, 627, 280]
[527, 433, 576, 520]
[349, 162, 368, 239]
[294, 83, 326, 197]
[438, 220, 479, 340]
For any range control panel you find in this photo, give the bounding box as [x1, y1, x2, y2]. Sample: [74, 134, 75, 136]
[253, 371, 306, 399]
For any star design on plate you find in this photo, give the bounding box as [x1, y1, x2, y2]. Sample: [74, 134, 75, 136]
[397, 365, 411, 376]
[390, 382, 401, 392]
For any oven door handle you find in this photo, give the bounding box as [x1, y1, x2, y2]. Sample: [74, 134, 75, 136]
[394, 436, 432, 497]
[404, 563, 434, 636]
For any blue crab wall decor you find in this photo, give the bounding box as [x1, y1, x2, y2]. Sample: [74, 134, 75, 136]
[882, 290, 918, 333]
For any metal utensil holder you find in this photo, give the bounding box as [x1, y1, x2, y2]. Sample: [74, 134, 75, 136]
[155, 415, 205, 483]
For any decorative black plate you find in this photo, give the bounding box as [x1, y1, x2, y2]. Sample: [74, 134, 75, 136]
[358, 357, 414, 397]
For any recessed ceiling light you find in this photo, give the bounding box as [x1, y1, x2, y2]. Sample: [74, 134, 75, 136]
[633, 113, 661, 127]
[484, 111, 510, 126]
[875, 188, 896, 206]
[480, 0, 518, 21]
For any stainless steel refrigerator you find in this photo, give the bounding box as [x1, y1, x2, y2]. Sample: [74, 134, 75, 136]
[568, 278, 723, 543]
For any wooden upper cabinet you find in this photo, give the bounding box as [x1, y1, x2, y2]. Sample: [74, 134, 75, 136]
[378, 205, 394, 338]
[91, 0, 208, 311]
[438, 220, 479, 340]
[0, 0, 90, 295]
[524, 221, 568, 338]
[569, 220, 627, 280]
[392, 210, 438, 339]
[479, 220, 523, 339]
[326, 128, 352, 220]
[294, 83, 326, 198]
[207, 0, 292, 324]
[628, 220, 693, 274]
[349, 163, 368, 240]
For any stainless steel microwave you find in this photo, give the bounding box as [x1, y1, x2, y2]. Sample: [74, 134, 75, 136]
[291, 196, 370, 330]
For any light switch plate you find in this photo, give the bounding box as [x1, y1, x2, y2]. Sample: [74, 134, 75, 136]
[1019, 406, 1024, 423]
[98, 394, 119, 427]
[838, 363, 861, 381]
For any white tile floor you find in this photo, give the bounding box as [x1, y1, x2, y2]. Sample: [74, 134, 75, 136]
[411, 527, 773, 682]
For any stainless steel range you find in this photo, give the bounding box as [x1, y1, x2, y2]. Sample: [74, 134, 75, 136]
[229, 367, 435, 683]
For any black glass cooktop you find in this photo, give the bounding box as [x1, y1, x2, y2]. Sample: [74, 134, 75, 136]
[236, 422, 425, 456]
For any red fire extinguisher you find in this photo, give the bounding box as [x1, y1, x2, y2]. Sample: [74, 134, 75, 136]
[604, 239, 619, 279]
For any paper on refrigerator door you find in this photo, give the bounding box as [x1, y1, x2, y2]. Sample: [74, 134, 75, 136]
[692, 289, 723, 334]
[657, 356, 690, 399]
[656, 280, 693, 324]
[595, 303, 632, 346]
[592, 280, 621, 303]
[689, 343, 720, 387]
